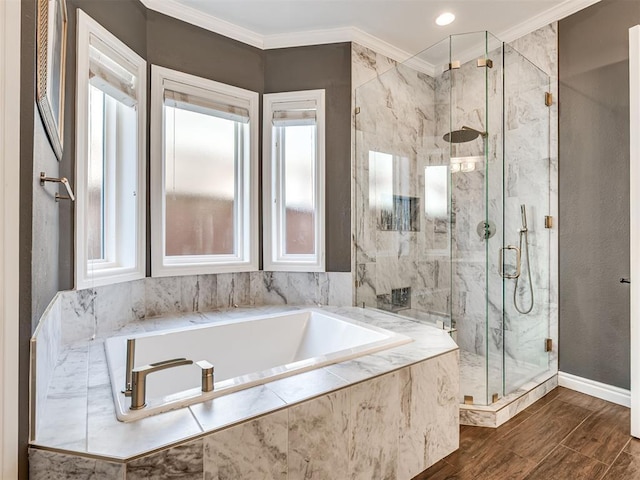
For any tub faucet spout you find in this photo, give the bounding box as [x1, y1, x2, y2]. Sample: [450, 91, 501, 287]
[130, 358, 193, 410]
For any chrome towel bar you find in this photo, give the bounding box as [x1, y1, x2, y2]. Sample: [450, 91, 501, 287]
[40, 171, 75, 202]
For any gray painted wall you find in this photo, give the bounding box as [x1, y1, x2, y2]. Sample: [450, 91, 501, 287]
[265, 45, 352, 272]
[559, 0, 640, 389]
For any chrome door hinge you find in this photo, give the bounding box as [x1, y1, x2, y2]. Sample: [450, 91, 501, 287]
[477, 58, 493, 68]
[448, 60, 461, 70]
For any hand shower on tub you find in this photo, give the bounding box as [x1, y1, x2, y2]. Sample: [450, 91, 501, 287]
[513, 205, 534, 314]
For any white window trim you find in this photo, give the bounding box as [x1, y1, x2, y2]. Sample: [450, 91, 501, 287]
[263, 89, 326, 272]
[0, 0, 20, 476]
[75, 10, 147, 289]
[630, 24, 640, 438]
[150, 66, 259, 276]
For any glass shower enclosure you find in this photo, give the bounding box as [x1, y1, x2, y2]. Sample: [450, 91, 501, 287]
[354, 32, 552, 406]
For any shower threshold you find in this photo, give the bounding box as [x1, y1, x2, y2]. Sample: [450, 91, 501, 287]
[459, 371, 557, 428]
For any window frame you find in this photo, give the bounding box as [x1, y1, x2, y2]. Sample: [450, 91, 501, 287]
[150, 65, 259, 276]
[75, 10, 146, 289]
[263, 89, 326, 272]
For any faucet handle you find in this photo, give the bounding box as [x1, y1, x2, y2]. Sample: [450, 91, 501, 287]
[130, 358, 194, 410]
[196, 360, 214, 393]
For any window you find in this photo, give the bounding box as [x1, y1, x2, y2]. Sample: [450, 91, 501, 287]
[75, 10, 146, 289]
[263, 90, 325, 271]
[150, 66, 259, 276]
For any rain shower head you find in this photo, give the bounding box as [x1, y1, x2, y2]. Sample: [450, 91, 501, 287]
[443, 126, 487, 143]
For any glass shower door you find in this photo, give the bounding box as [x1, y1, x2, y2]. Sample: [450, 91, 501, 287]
[502, 44, 552, 395]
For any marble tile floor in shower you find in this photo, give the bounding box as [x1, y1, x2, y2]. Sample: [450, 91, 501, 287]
[460, 350, 543, 404]
[415, 387, 636, 479]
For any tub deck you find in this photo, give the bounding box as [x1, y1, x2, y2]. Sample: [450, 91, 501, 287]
[31, 306, 458, 463]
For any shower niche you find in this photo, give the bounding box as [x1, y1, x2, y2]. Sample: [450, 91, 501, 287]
[354, 31, 556, 415]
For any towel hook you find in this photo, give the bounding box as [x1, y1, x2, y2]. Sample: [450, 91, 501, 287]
[40, 172, 75, 202]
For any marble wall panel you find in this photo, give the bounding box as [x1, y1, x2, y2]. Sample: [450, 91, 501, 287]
[36, 345, 89, 451]
[288, 390, 350, 479]
[349, 371, 399, 480]
[29, 449, 125, 480]
[127, 440, 203, 480]
[398, 351, 459, 478]
[32, 295, 61, 441]
[203, 410, 288, 480]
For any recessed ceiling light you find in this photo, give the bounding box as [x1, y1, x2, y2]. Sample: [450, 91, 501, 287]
[436, 12, 455, 26]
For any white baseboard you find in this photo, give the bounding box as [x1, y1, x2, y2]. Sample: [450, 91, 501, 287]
[558, 371, 630, 408]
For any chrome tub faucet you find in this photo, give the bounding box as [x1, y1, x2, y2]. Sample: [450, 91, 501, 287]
[130, 358, 194, 410]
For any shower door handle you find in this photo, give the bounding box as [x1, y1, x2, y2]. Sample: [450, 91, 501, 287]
[499, 245, 521, 279]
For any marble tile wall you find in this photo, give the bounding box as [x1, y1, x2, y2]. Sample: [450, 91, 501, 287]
[31, 296, 61, 442]
[352, 24, 558, 405]
[52, 271, 352, 346]
[30, 349, 459, 480]
[352, 43, 451, 320]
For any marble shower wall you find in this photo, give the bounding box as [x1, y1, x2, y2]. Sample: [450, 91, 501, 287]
[352, 44, 451, 319]
[353, 24, 559, 403]
[30, 350, 459, 480]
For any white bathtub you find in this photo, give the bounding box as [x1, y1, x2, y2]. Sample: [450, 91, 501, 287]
[105, 309, 412, 421]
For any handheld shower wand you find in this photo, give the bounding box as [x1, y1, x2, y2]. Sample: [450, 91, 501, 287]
[514, 204, 534, 314]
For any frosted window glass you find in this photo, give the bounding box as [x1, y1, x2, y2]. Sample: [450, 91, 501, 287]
[87, 85, 105, 261]
[282, 125, 315, 255]
[164, 104, 238, 256]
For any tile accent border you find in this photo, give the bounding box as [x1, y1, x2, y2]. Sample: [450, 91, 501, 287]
[558, 371, 631, 408]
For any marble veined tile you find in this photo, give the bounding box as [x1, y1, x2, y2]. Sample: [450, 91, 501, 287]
[325, 272, 354, 307]
[144, 275, 199, 317]
[349, 372, 399, 480]
[190, 385, 286, 432]
[35, 346, 89, 450]
[203, 409, 288, 480]
[264, 368, 348, 404]
[288, 390, 350, 479]
[87, 383, 202, 458]
[94, 280, 144, 338]
[29, 448, 125, 480]
[59, 288, 97, 345]
[126, 439, 203, 480]
[195, 274, 218, 312]
[398, 352, 459, 477]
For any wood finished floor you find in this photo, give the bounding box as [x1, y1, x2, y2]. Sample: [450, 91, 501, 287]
[413, 387, 639, 480]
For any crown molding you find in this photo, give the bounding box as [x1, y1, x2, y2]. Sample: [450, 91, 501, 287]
[497, 0, 601, 43]
[263, 26, 353, 49]
[141, 0, 600, 70]
[140, 0, 264, 48]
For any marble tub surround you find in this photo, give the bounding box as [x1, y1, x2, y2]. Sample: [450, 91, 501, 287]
[31, 349, 458, 480]
[31, 271, 351, 444]
[31, 306, 458, 472]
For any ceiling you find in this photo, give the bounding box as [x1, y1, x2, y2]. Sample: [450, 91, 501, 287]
[143, 0, 600, 61]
